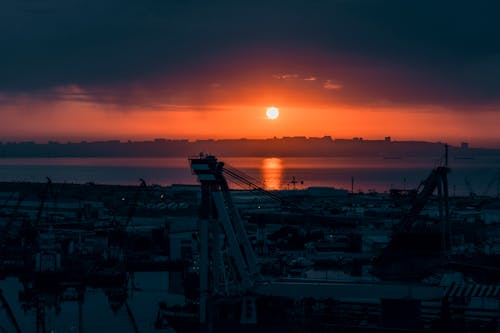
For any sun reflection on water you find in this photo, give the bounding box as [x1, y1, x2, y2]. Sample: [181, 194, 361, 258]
[261, 158, 283, 190]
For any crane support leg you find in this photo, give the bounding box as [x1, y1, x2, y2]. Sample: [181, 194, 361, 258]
[200, 217, 209, 324]
[212, 192, 252, 289]
[0, 289, 22, 333]
[221, 189, 258, 277]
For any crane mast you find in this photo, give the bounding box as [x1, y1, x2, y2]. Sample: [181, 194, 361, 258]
[190, 155, 260, 324]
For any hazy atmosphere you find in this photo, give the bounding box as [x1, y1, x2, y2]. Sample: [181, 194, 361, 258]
[1, 0, 499, 146]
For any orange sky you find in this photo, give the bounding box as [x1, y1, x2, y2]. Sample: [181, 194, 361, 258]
[1, 94, 498, 148]
[1, 52, 499, 148]
[2, 2, 500, 148]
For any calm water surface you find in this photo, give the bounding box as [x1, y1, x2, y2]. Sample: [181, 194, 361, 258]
[0, 156, 498, 195]
[0, 272, 183, 333]
[0, 157, 500, 195]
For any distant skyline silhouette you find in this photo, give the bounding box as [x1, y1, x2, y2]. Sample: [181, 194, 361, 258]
[0, 135, 498, 149]
[2, 137, 500, 158]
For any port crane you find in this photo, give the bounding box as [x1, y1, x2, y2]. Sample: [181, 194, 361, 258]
[35, 178, 54, 227]
[189, 155, 260, 324]
[394, 144, 451, 248]
[124, 179, 147, 228]
[374, 145, 452, 279]
[398, 165, 450, 232]
[157, 155, 452, 332]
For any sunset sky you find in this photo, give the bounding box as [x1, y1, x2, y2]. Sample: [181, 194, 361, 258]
[1, 1, 499, 147]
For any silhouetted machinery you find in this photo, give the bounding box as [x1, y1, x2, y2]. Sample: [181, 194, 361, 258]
[0, 288, 22, 333]
[189, 155, 260, 325]
[124, 178, 147, 228]
[374, 147, 451, 280]
[35, 178, 54, 227]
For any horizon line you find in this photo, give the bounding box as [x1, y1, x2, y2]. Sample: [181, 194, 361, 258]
[0, 136, 490, 149]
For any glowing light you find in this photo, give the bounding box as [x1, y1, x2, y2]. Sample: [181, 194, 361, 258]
[262, 158, 282, 190]
[266, 106, 279, 120]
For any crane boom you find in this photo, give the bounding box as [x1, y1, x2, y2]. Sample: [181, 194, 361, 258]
[399, 166, 450, 232]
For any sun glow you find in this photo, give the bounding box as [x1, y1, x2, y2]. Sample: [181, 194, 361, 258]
[266, 106, 279, 120]
[262, 158, 283, 190]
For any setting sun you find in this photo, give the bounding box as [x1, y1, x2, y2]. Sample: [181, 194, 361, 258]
[266, 106, 279, 120]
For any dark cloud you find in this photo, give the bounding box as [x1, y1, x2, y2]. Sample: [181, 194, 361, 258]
[1, 0, 499, 107]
